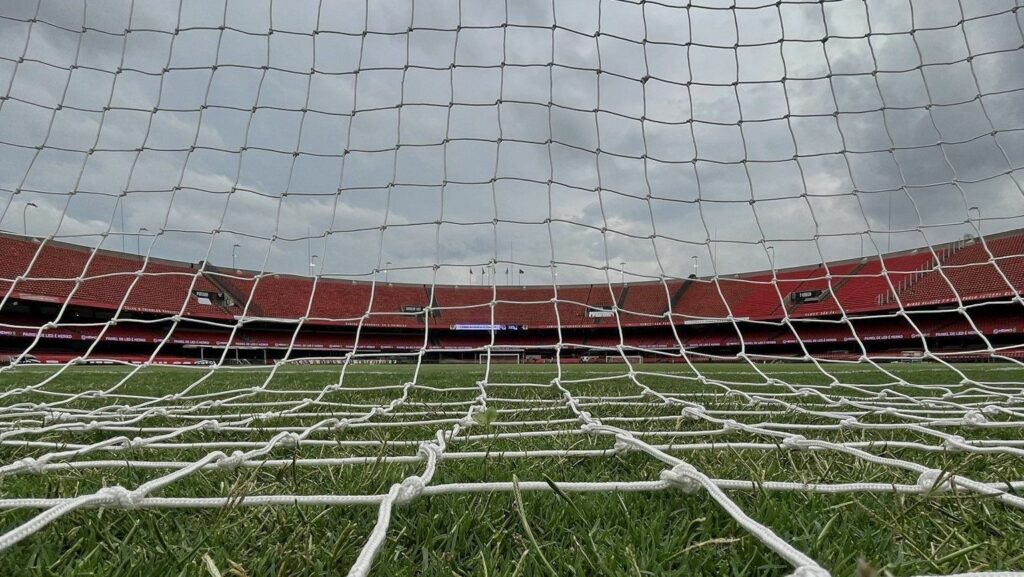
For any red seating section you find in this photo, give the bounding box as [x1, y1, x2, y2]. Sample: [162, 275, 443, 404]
[1, 236, 230, 318]
[3, 230, 1023, 330]
[900, 236, 1024, 306]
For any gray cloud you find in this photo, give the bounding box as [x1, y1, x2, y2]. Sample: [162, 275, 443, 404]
[1, 0, 1023, 288]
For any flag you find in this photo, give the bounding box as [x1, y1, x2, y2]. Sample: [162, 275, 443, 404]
[519, 269, 524, 274]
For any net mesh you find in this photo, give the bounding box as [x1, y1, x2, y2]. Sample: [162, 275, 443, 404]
[1, 0, 1024, 575]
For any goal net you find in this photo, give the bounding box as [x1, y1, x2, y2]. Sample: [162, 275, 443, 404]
[0, 0, 1023, 575]
[477, 353, 521, 365]
[605, 354, 643, 365]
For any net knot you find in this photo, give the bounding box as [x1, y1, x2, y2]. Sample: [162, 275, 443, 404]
[457, 416, 476, 429]
[782, 435, 806, 450]
[129, 436, 146, 448]
[217, 450, 246, 471]
[43, 411, 71, 425]
[682, 406, 705, 420]
[787, 566, 831, 577]
[917, 469, 952, 492]
[612, 437, 632, 453]
[333, 419, 350, 431]
[85, 420, 100, 431]
[797, 388, 816, 397]
[962, 410, 986, 426]
[943, 435, 967, 452]
[582, 422, 612, 436]
[840, 417, 858, 429]
[203, 419, 221, 431]
[722, 419, 740, 432]
[418, 442, 442, 459]
[396, 475, 426, 504]
[16, 457, 45, 474]
[99, 485, 141, 509]
[982, 405, 1001, 416]
[279, 432, 300, 448]
[659, 463, 702, 494]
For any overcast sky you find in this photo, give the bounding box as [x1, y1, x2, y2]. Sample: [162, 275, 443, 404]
[1, 0, 1023, 286]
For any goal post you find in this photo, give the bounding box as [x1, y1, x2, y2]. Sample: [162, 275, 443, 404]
[477, 353, 521, 365]
[605, 355, 643, 365]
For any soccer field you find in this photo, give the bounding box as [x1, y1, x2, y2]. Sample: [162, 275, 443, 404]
[0, 362, 1022, 576]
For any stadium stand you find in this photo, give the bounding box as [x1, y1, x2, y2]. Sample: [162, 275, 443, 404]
[2, 229, 1023, 363]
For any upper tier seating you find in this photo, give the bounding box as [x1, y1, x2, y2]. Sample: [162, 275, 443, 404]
[4, 230, 1023, 329]
[899, 235, 1024, 306]
[0, 236, 230, 318]
[792, 252, 935, 317]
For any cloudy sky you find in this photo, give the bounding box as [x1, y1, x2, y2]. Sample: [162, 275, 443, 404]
[1, 0, 1023, 286]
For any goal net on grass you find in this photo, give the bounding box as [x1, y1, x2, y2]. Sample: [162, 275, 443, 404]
[478, 353, 521, 364]
[1, 0, 1024, 575]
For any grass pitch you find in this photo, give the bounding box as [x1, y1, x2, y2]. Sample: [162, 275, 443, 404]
[0, 361, 1023, 576]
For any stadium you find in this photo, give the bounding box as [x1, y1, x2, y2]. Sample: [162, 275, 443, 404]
[1, 0, 1024, 576]
[2, 228, 1024, 366]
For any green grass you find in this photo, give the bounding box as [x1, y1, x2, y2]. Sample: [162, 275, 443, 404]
[0, 362, 1023, 576]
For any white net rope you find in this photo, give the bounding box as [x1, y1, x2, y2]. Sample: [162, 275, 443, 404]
[0, 0, 1023, 575]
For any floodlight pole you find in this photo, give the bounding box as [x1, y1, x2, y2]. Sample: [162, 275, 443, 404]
[22, 202, 37, 236]
[385, 261, 392, 283]
[232, 243, 241, 270]
[137, 227, 148, 256]
[968, 206, 982, 238]
[887, 190, 893, 253]
[620, 261, 626, 284]
[310, 254, 318, 276]
[691, 255, 698, 277]
[766, 245, 775, 271]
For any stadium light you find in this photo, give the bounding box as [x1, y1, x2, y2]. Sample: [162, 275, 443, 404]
[691, 255, 698, 277]
[968, 206, 982, 237]
[766, 245, 775, 271]
[232, 243, 241, 270]
[310, 254, 318, 275]
[22, 202, 37, 236]
[620, 261, 626, 284]
[385, 261, 392, 283]
[137, 227, 148, 256]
